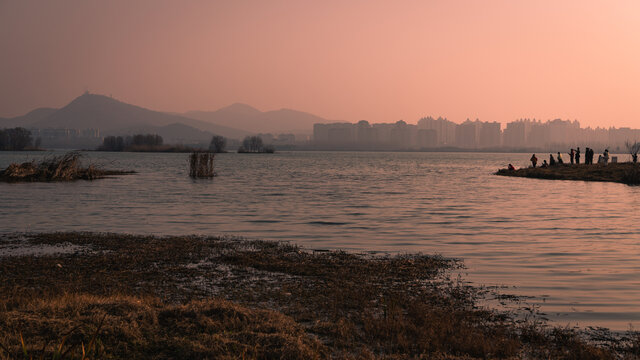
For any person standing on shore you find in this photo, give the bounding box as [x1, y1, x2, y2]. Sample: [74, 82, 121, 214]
[549, 154, 556, 166]
[570, 149, 575, 164]
[575, 147, 581, 164]
[557, 152, 564, 164]
[584, 148, 589, 164]
[603, 149, 610, 165]
[531, 154, 538, 168]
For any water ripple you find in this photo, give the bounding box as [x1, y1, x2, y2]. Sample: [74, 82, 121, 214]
[1, 150, 640, 330]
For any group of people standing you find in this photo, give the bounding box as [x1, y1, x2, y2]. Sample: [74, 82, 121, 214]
[529, 147, 609, 168]
[568, 147, 600, 165]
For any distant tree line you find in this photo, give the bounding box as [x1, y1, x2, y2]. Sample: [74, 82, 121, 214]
[100, 134, 163, 151]
[209, 135, 227, 153]
[0, 127, 34, 150]
[238, 136, 274, 153]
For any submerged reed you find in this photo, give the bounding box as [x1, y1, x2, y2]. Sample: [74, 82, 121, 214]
[188, 151, 215, 178]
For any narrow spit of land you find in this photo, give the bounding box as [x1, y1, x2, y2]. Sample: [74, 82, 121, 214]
[0, 233, 638, 359]
[496, 162, 640, 185]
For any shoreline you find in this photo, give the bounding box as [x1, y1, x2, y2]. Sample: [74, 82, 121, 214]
[496, 162, 640, 185]
[1, 232, 636, 358]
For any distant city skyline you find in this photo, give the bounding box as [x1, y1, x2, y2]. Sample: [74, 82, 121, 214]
[313, 117, 640, 152]
[3, 1, 640, 128]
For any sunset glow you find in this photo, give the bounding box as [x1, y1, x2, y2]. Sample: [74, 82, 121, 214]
[5, 2, 640, 356]
[2, 0, 640, 128]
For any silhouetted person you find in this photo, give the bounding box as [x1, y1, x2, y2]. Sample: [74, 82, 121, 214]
[541, 160, 548, 168]
[569, 149, 575, 164]
[549, 154, 556, 166]
[575, 147, 581, 164]
[557, 152, 564, 164]
[633, 153, 638, 164]
[584, 147, 590, 164]
[585, 147, 592, 164]
[603, 149, 610, 165]
[530, 154, 538, 168]
[508, 163, 515, 171]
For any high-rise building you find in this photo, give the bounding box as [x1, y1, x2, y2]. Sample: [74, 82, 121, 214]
[416, 129, 437, 148]
[503, 120, 528, 148]
[417, 116, 456, 146]
[455, 119, 479, 148]
[478, 122, 501, 148]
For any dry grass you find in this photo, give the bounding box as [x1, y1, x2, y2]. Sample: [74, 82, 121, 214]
[0, 152, 133, 182]
[496, 162, 640, 185]
[0, 232, 637, 359]
[0, 294, 324, 360]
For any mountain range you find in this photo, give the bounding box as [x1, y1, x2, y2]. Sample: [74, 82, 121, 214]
[184, 104, 327, 134]
[0, 93, 329, 144]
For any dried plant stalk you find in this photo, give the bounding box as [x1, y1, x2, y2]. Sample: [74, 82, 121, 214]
[188, 151, 215, 178]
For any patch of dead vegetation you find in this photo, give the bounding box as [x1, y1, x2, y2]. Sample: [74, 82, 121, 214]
[0, 152, 133, 182]
[1, 232, 639, 359]
[0, 294, 325, 359]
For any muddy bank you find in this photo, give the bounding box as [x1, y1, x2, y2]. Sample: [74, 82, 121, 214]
[0, 232, 637, 359]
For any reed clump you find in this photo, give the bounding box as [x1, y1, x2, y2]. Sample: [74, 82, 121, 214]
[0, 152, 132, 182]
[188, 151, 215, 178]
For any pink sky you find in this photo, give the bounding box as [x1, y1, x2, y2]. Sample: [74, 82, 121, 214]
[1, 0, 640, 128]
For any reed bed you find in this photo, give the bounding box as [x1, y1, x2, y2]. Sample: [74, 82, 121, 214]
[1, 232, 637, 359]
[188, 151, 215, 178]
[0, 152, 132, 182]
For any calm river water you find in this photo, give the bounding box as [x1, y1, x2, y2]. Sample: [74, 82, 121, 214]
[1, 150, 639, 330]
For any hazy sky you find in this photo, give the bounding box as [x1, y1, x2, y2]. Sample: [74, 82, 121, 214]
[1, 0, 640, 128]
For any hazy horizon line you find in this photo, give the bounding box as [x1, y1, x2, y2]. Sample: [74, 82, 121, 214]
[1, 91, 602, 129]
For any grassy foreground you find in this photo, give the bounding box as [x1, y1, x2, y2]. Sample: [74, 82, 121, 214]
[1, 233, 639, 359]
[496, 162, 640, 185]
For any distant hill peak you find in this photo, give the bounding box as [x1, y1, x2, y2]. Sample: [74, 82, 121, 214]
[229, 102, 260, 110]
[26, 92, 251, 140]
[216, 103, 262, 114]
[69, 92, 122, 105]
[183, 103, 327, 134]
[271, 108, 309, 114]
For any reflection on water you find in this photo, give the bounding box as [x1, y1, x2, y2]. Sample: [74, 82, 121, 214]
[1, 150, 639, 330]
